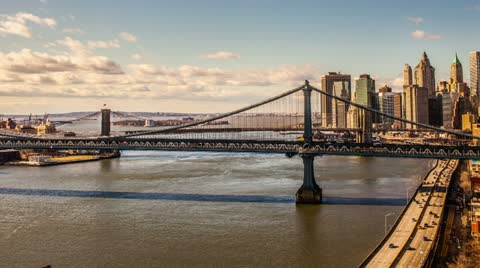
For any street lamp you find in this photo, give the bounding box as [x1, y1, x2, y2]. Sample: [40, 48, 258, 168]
[385, 212, 396, 235]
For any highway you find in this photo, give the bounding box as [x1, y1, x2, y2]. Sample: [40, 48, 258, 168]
[361, 159, 458, 268]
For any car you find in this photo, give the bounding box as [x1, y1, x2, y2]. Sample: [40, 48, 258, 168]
[423, 236, 431, 241]
[412, 217, 417, 222]
[388, 243, 397, 248]
[406, 246, 416, 250]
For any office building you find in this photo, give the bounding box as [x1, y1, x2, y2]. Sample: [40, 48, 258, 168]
[332, 81, 349, 128]
[404, 85, 429, 129]
[470, 51, 480, 96]
[414, 52, 436, 97]
[320, 72, 351, 127]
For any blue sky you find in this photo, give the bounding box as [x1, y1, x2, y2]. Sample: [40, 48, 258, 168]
[1, 0, 480, 113]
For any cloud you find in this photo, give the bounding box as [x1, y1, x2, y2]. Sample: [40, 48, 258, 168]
[411, 30, 441, 40]
[407, 17, 424, 25]
[0, 12, 56, 38]
[119, 32, 137, 42]
[200, 51, 240, 60]
[0, 37, 124, 75]
[131, 53, 143, 61]
[87, 39, 120, 49]
[62, 28, 84, 34]
[0, 49, 76, 73]
[40, 0, 47, 3]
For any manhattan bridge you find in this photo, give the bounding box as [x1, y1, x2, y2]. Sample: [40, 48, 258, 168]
[1, 81, 480, 203]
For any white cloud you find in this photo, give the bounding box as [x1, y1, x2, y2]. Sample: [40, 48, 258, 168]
[87, 39, 120, 49]
[200, 51, 240, 60]
[131, 53, 143, 61]
[407, 17, 424, 25]
[40, 0, 47, 3]
[0, 12, 56, 38]
[0, 37, 124, 76]
[0, 49, 76, 73]
[119, 32, 137, 42]
[411, 30, 441, 40]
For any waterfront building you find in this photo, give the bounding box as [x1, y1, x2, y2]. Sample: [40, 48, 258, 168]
[320, 72, 351, 127]
[414, 52, 436, 97]
[15, 125, 36, 134]
[6, 118, 16, 129]
[470, 51, 480, 96]
[37, 121, 56, 135]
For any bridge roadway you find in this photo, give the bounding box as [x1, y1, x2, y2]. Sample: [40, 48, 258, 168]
[1, 136, 480, 159]
[361, 159, 458, 268]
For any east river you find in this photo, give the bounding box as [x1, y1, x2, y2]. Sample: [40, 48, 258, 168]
[0, 150, 431, 267]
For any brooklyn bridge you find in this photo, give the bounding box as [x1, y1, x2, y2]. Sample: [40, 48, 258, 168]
[1, 81, 479, 204]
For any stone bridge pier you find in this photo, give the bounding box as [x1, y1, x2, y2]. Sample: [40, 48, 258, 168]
[295, 80, 322, 204]
[295, 152, 322, 204]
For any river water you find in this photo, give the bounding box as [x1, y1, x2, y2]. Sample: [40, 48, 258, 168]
[0, 149, 431, 267]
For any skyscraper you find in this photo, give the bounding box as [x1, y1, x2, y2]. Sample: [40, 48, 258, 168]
[378, 92, 395, 126]
[404, 85, 429, 129]
[414, 52, 436, 97]
[451, 53, 463, 83]
[403, 64, 412, 88]
[470, 51, 480, 96]
[349, 75, 374, 142]
[332, 81, 349, 128]
[355, 74, 375, 106]
[320, 72, 351, 127]
[448, 53, 469, 97]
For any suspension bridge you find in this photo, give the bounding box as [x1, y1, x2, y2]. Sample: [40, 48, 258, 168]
[1, 80, 480, 203]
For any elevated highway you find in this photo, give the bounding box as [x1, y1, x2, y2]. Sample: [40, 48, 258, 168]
[360, 159, 458, 267]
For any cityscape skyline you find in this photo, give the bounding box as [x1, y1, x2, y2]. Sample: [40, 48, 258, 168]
[1, 0, 480, 113]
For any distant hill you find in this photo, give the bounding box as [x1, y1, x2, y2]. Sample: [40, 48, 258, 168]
[2, 111, 210, 119]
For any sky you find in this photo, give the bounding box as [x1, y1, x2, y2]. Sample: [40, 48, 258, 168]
[1, 0, 480, 114]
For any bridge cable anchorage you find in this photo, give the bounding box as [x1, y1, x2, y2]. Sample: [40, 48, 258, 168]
[112, 84, 306, 139]
[309, 85, 480, 141]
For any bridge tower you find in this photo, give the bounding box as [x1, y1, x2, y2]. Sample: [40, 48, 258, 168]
[101, 109, 111, 136]
[296, 81, 322, 204]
